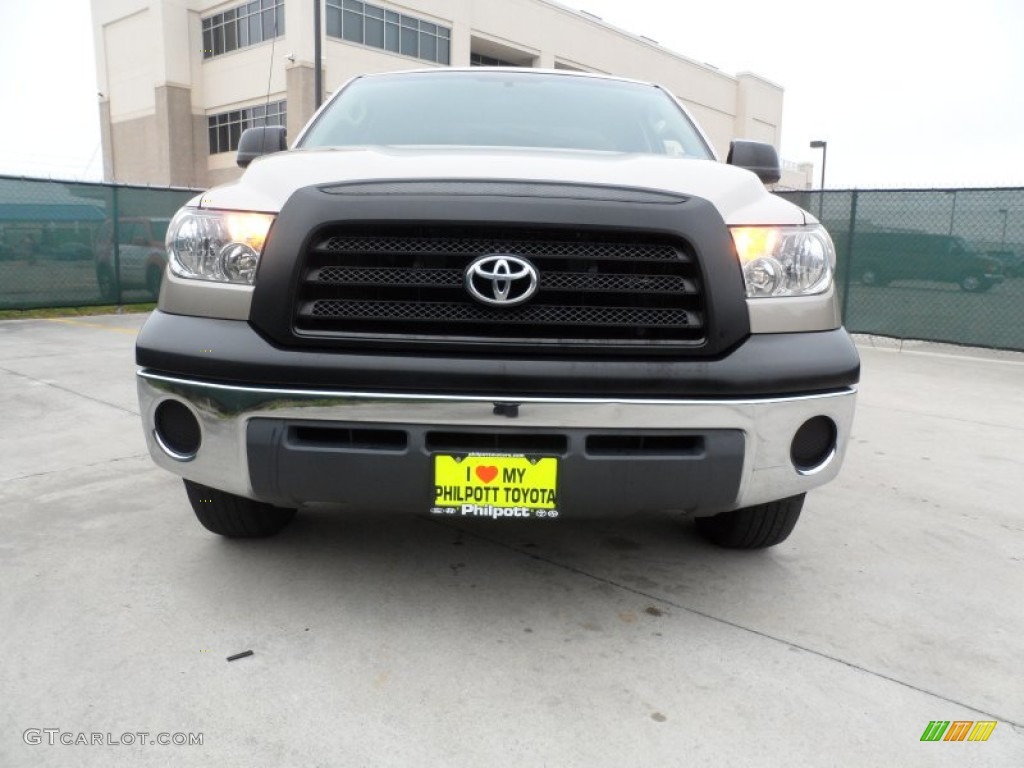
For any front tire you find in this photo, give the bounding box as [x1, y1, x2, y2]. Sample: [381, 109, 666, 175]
[959, 274, 984, 292]
[695, 494, 804, 549]
[184, 480, 297, 538]
[860, 269, 888, 287]
[96, 264, 116, 301]
[146, 264, 164, 298]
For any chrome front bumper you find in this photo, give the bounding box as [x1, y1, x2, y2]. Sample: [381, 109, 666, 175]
[138, 371, 857, 514]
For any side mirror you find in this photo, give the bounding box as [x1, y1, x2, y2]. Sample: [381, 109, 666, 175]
[726, 140, 781, 184]
[237, 126, 288, 168]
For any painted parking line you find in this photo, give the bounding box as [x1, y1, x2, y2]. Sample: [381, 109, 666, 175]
[47, 318, 140, 336]
[856, 343, 1024, 367]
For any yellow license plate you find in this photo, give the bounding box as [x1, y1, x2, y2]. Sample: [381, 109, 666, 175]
[432, 454, 559, 519]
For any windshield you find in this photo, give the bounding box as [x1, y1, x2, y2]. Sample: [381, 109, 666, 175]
[299, 71, 713, 158]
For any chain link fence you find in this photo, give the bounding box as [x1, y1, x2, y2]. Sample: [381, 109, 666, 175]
[0, 176, 197, 310]
[2, 176, 1021, 351]
[777, 188, 1024, 351]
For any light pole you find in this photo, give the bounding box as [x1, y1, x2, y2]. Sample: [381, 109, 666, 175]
[947, 190, 957, 236]
[314, 0, 323, 110]
[810, 140, 827, 220]
[998, 208, 1008, 248]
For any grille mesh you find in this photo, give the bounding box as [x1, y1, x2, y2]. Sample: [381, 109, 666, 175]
[312, 266, 692, 294]
[540, 272, 691, 293]
[317, 236, 682, 262]
[294, 227, 706, 348]
[315, 266, 463, 286]
[307, 300, 697, 327]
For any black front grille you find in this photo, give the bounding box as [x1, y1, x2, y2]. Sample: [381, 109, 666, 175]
[293, 226, 706, 349]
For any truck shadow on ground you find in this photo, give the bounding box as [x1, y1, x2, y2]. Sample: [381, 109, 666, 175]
[177, 506, 800, 635]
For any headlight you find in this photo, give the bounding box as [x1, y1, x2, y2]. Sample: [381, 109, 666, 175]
[730, 224, 835, 298]
[166, 209, 275, 284]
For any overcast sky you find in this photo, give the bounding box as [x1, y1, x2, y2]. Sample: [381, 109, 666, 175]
[1, 0, 1021, 188]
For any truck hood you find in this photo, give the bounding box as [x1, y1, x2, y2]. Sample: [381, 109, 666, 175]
[198, 147, 806, 226]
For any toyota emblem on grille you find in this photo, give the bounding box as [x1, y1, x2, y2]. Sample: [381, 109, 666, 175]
[464, 254, 539, 307]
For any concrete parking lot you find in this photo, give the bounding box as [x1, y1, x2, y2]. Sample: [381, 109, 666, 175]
[1, 313, 1022, 767]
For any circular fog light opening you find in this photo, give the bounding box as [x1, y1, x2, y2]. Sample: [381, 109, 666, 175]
[791, 416, 837, 474]
[154, 399, 201, 460]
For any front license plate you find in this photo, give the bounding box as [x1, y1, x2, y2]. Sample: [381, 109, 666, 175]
[432, 454, 559, 519]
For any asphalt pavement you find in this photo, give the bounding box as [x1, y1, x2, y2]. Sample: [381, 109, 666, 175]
[1, 313, 1022, 767]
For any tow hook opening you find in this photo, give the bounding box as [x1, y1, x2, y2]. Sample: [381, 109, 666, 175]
[154, 399, 201, 461]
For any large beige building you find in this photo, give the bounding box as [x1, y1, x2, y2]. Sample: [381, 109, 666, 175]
[91, 0, 812, 189]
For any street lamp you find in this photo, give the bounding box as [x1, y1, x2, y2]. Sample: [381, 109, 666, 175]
[314, 0, 323, 110]
[810, 140, 827, 219]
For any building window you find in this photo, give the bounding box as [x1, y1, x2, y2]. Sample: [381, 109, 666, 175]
[202, 0, 285, 60]
[208, 100, 287, 154]
[325, 1, 450, 65]
[470, 53, 518, 67]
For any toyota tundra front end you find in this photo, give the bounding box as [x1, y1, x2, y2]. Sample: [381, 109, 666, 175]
[136, 69, 859, 548]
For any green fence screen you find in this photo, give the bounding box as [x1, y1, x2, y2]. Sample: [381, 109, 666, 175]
[0, 176, 197, 310]
[1, 176, 1021, 351]
[777, 188, 1023, 351]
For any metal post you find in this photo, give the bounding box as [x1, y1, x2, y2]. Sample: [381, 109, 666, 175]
[810, 140, 827, 221]
[314, 0, 323, 110]
[841, 190, 858, 326]
[819, 147, 827, 220]
[948, 190, 957, 236]
[110, 185, 123, 306]
[999, 208, 1008, 248]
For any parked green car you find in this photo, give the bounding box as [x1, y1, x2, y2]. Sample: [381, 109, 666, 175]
[855, 232, 1004, 292]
